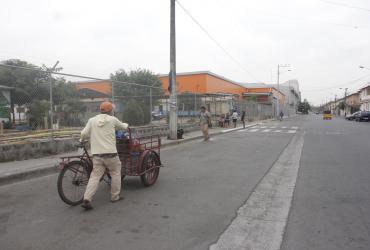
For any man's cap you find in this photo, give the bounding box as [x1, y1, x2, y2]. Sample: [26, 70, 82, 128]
[100, 101, 113, 113]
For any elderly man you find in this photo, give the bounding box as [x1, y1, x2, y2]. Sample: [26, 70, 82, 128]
[80, 101, 129, 210]
[200, 106, 211, 141]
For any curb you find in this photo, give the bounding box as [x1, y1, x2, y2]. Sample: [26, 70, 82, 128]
[0, 164, 59, 186]
[0, 123, 258, 186]
[161, 123, 258, 148]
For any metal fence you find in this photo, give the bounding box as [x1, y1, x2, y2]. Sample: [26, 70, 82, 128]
[0, 64, 274, 142]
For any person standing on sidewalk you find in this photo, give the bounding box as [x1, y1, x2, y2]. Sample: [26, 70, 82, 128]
[232, 110, 238, 128]
[200, 106, 211, 141]
[80, 101, 129, 210]
[241, 111, 246, 129]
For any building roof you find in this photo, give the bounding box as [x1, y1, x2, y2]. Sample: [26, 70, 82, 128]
[75, 80, 112, 95]
[240, 82, 268, 88]
[359, 83, 370, 91]
[78, 88, 110, 99]
[159, 70, 247, 89]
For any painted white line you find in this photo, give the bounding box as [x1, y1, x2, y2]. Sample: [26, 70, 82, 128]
[248, 129, 259, 133]
[210, 134, 304, 250]
[270, 126, 277, 129]
[262, 129, 271, 132]
[291, 126, 298, 129]
[260, 126, 267, 129]
[286, 130, 297, 134]
[273, 130, 282, 133]
[281, 126, 287, 129]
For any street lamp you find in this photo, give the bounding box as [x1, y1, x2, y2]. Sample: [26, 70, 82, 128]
[277, 64, 290, 90]
[359, 65, 370, 70]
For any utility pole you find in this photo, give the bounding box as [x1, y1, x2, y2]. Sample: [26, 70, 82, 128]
[49, 61, 59, 140]
[344, 88, 348, 116]
[169, 0, 178, 139]
[149, 87, 153, 124]
[111, 81, 115, 108]
[277, 64, 280, 91]
[277, 64, 290, 90]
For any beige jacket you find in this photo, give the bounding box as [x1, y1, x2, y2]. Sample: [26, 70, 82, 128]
[81, 114, 129, 155]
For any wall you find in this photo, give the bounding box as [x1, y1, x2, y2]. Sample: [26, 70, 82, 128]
[205, 74, 245, 96]
[76, 81, 112, 95]
[159, 74, 207, 95]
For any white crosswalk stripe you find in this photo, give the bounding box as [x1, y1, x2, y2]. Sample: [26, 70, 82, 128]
[241, 126, 299, 134]
[286, 130, 297, 133]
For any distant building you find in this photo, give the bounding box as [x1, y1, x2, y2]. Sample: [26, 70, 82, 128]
[268, 80, 301, 116]
[345, 92, 360, 115]
[74, 80, 112, 117]
[159, 71, 246, 96]
[359, 83, 370, 111]
[242, 83, 286, 117]
[159, 71, 286, 117]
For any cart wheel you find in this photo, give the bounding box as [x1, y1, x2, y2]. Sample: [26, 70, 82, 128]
[57, 161, 90, 206]
[140, 151, 160, 187]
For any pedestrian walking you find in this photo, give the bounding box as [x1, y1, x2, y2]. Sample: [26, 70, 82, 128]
[232, 110, 238, 128]
[80, 101, 129, 210]
[224, 113, 230, 127]
[241, 111, 246, 129]
[279, 111, 284, 121]
[200, 106, 211, 141]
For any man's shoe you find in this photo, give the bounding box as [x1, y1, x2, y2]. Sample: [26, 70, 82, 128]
[81, 199, 93, 210]
[111, 196, 124, 203]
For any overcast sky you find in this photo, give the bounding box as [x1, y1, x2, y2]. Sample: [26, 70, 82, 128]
[1, 0, 370, 105]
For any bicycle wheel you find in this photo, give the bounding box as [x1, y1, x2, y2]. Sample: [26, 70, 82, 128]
[140, 151, 160, 187]
[57, 161, 90, 206]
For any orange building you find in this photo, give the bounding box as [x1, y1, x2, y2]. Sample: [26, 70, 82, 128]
[159, 71, 246, 97]
[75, 80, 112, 98]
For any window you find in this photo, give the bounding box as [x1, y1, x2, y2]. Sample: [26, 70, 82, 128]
[367, 88, 370, 96]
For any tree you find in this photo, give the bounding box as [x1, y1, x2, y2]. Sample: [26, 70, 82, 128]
[27, 100, 49, 129]
[298, 99, 311, 114]
[122, 99, 145, 126]
[111, 69, 164, 124]
[0, 59, 86, 127]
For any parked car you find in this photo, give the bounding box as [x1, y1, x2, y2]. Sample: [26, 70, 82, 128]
[152, 111, 164, 120]
[345, 111, 360, 121]
[354, 111, 370, 122]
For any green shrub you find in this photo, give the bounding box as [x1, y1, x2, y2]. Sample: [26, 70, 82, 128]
[122, 99, 144, 126]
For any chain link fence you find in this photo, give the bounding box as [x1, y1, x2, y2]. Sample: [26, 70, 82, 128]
[0, 64, 274, 142]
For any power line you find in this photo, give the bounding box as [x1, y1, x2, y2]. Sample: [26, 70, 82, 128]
[304, 73, 370, 92]
[0, 63, 163, 89]
[319, 0, 370, 13]
[175, 0, 259, 81]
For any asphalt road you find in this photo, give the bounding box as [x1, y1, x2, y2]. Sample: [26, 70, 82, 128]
[281, 115, 370, 250]
[3, 115, 367, 250]
[0, 118, 302, 250]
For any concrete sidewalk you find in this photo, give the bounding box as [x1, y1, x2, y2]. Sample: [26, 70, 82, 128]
[0, 123, 258, 185]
